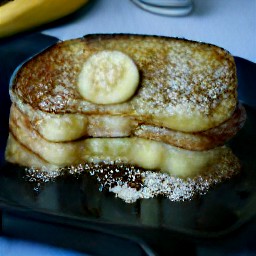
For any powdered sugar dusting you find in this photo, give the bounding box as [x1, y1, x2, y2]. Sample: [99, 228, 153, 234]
[13, 35, 237, 132]
[24, 157, 240, 203]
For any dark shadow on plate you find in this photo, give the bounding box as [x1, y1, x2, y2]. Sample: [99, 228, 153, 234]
[0, 33, 59, 163]
[235, 57, 256, 108]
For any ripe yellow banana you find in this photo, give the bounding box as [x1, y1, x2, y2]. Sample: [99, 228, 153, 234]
[0, 0, 89, 38]
[78, 50, 140, 104]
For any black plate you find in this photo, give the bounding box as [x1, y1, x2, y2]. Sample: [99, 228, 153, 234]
[0, 33, 256, 255]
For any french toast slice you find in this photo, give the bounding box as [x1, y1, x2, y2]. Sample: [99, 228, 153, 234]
[11, 34, 238, 133]
[5, 34, 245, 202]
[6, 104, 240, 178]
[5, 134, 59, 171]
[14, 102, 246, 150]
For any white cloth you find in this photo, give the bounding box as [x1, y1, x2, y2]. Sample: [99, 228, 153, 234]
[43, 0, 256, 62]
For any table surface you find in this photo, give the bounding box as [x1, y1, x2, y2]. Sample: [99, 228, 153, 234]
[1, 0, 256, 255]
[42, 0, 256, 63]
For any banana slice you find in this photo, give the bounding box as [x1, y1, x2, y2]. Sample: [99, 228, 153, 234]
[38, 114, 88, 142]
[78, 50, 139, 104]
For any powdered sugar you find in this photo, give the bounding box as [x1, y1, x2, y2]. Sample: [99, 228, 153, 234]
[24, 158, 240, 203]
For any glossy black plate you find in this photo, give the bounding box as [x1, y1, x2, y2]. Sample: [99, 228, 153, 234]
[0, 33, 256, 255]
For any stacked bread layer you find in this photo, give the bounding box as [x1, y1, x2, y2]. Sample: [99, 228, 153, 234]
[11, 34, 238, 132]
[5, 35, 245, 179]
[6, 104, 241, 178]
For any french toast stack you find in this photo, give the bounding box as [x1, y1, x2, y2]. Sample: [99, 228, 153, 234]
[6, 34, 246, 179]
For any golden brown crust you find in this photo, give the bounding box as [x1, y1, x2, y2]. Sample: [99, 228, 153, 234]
[134, 103, 246, 150]
[11, 34, 238, 132]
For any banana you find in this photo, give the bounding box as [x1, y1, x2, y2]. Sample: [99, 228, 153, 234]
[78, 50, 140, 104]
[0, 0, 89, 38]
[37, 114, 136, 142]
[37, 114, 88, 142]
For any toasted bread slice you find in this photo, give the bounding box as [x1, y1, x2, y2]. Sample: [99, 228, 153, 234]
[5, 134, 59, 171]
[134, 103, 246, 150]
[5, 133, 241, 203]
[6, 104, 240, 178]
[11, 34, 238, 133]
[14, 102, 246, 150]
